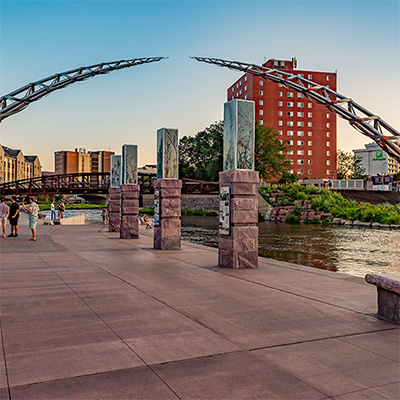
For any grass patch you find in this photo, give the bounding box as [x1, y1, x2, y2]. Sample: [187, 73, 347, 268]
[39, 204, 107, 210]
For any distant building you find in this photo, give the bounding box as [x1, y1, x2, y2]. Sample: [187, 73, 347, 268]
[0, 144, 42, 183]
[353, 143, 400, 176]
[54, 148, 114, 175]
[227, 57, 337, 180]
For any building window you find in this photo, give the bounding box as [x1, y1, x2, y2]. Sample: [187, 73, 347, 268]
[308, 112, 312, 117]
[259, 120, 263, 125]
[297, 93, 304, 98]
[288, 131, 294, 136]
[287, 111, 294, 117]
[327, 132, 330, 137]
[289, 159, 294, 165]
[259, 80, 263, 86]
[297, 112, 304, 117]
[297, 121, 304, 127]
[244, 95, 247, 100]
[297, 140, 304, 146]
[259, 90, 263, 95]
[327, 160, 331, 166]
[297, 150, 304, 156]
[279, 121, 283, 126]
[308, 160, 312, 165]
[297, 131, 304, 136]
[287, 92, 294, 98]
[278, 111, 283, 116]
[288, 150, 294, 156]
[297, 169, 304, 175]
[239, 80, 242, 86]
[327, 170, 331, 175]
[278, 130, 283, 135]
[308, 74, 312, 79]
[327, 122, 330, 128]
[239, 90, 242, 95]
[244, 85, 247, 91]
[297, 160, 304, 165]
[327, 142, 330, 147]
[236, 83, 238, 88]
[289, 169, 294, 174]
[326, 76, 330, 81]
[297, 102, 304, 108]
[308, 169, 313, 174]
[287, 121, 294, 127]
[259, 100, 263, 105]
[288, 140, 294, 145]
[278, 101, 283, 106]
[308, 122, 312, 127]
[279, 83, 283, 87]
[279, 92, 283, 97]
[308, 131, 312, 136]
[287, 102, 294, 107]
[308, 103, 312, 108]
[245, 76, 247, 81]
[259, 110, 263, 115]
[236, 93, 238, 97]
[308, 141, 312, 146]
[327, 151, 330, 156]
[308, 150, 312, 156]
[327, 113, 330, 118]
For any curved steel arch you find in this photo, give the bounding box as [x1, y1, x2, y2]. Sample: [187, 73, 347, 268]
[192, 56, 400, 162]
[0, 57, 167, 122]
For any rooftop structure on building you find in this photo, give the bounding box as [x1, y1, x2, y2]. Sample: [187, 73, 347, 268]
[354, 143, 400, 176]
[0, 144, 42, 183]
[227, 57, 337, 180]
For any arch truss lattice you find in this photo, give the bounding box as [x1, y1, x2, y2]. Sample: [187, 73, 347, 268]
[192, 56, 400, 162]
[0, 57, 166, 122]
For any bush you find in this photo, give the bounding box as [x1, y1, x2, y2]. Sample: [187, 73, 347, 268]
[285, 215, 300, 224]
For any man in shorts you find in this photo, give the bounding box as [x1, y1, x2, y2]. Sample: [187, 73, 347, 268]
[8, 196, 20, 237]
[22, 196, 39, 241]
[0, 198, 9, 238]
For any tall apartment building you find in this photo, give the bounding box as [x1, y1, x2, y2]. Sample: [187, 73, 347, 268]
[227, 58, 337, 179]
[54, 148, 114, 174]
[0, 144, 42, 183]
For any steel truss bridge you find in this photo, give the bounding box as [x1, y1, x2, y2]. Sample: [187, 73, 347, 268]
[0, 57, 166, 122]
[192, 57, 400, 162]
[0, 173, 219, 197]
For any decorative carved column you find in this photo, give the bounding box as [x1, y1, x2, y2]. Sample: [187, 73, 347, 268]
[108, 155, 121, 232]
[218, 99, 259, 268]
[153, 128, 182, 250]
[120, 144, 139, 239]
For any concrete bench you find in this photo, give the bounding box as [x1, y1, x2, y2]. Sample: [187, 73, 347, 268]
[365, 273, 400, 325]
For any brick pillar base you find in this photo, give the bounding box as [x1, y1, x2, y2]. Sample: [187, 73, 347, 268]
[218, 170, 259, 269]
[108, 187, 121, 232]
[153, 179, 182, 250]
[120, 184, 139, 239]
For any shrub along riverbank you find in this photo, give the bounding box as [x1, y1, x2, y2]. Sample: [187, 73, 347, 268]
[260, 184, 400, 225]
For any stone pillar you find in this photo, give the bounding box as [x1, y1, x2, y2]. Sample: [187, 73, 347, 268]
[218, 170, 259, 269]
[108, 187, 121, 232]
[153, 179, 182, 250]
[120, 184, 139, 239]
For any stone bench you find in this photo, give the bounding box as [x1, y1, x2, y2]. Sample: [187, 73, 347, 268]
[365, 273, 400, 324]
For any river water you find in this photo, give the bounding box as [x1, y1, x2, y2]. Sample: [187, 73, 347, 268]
[180, 215, 400, 277]
[36, 210, 399, 277]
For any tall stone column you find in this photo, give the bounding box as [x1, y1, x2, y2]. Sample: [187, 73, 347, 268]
[109, 154, 121, 232]
[153, 128, 181, 250]
[120, 144, 139, 239]
[120, 184, 139, 239]
[218, 99, 258, 268]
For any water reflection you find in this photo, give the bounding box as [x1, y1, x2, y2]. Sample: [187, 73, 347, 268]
[181, 215, 400, 277]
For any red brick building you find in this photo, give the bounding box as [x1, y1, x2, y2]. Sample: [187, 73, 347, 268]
[227, 58, 337, 180]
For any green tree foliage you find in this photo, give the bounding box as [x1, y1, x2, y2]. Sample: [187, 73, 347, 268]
[337, 150, 354, 179]
[179, 121, 223, 182]
[179, 121, 291, 182]
[353, 156, 367, 179]
[255, 123, 291, 180]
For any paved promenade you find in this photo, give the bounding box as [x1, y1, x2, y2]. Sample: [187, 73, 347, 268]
[0, 224, 399, 399]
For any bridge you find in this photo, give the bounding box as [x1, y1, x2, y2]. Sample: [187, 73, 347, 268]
[0, 172, 219, 197]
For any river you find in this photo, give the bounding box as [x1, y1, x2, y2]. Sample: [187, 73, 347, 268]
[36, 210, 399, 277]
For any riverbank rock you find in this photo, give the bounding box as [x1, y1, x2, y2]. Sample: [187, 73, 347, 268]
[344, 220, 353, 226]
[371, 222, 382, 228]
[332, 218, 341, 224]
[390, 224, 400, 229]
[353, 220, 362, 226]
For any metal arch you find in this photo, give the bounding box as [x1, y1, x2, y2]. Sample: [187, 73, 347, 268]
[191, 56, 400, 162]
[0, 57, 167, 122]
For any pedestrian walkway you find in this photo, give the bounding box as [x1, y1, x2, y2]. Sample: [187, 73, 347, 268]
[0, 225, 399, 399]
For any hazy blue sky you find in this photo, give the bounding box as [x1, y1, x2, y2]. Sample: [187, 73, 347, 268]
[1, 0, 399, 171]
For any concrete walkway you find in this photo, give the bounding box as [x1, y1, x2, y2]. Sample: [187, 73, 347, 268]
[0, 225, 399, 399]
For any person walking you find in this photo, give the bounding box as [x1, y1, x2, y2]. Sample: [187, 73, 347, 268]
[101, 208, 108, 225]
[22, 196, 39, 241]
[50, 200, 56, 221]
[0, 198, 9, 238]
[58, 201, 65, 219]
[8, 196, 20, 237]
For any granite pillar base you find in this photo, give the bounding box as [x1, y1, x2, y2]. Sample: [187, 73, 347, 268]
[218, 170, 259, 269]
[120, 184, 139, 239]
[153, 179, 182, 250]
[108, 187, 121, 232]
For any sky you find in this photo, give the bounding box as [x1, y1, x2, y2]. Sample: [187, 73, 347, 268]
[1, 0, 399, 171]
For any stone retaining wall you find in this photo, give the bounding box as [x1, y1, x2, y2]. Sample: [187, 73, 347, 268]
[142, 194, 219, 211]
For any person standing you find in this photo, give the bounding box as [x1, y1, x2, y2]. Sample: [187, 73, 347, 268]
[8, 196, 20, 237]
[50, 200, 56, 221]
[22, 196, 39, 241]
[0, 198, 9, 238]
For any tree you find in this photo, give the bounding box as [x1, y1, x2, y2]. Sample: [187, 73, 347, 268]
[353, 156, 366, 179]
[255, 123, 291, 180]
[337, 150, 354, 179]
